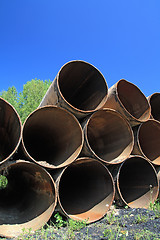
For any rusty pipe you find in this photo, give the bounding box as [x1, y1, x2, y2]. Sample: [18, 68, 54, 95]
[132, 120, 160, 165]
[113, 156, 159, 208]
[22, 106, 83, 169]
[147, 93, 160, 121]
[56, 157, 115, 223]
[81, 109, 134, 164]
[103, 79, 151, 126]
[0, 98, 22, 164]
[0, 160, 57, 238]
[39, 60, 108, 119]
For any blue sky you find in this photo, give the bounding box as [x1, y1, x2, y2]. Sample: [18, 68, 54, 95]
[0, 0, 160, 97]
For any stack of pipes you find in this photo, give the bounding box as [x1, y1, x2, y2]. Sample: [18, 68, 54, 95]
[0, 60, 159, 238]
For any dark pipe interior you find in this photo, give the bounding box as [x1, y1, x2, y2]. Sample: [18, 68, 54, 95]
[117, 80, 150, 121]
[0, 98, 21, 162]
[87, 110, 133, 163]
[58, 61, 108, 111]
[118, 157, 158, 208]
[139, 120, 160, 164]
[59, 158, 114, 222]
[149, 93, 160, 121]
[0, 161, 55, 224]
[23, 107, 82, 167]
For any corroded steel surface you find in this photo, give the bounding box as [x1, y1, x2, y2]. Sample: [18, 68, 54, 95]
[39, 60, 108, 119]
[22, 106, 83, 169]
[56, 157, 115, 223]
[103, 79, 151, 126]
[147, 93, 160, 121]
[132, 120, 160, 165]
[81, 108, 134, 164]
[0, 98, 22, 165]
[114, 156, 159, 208]
[0, 160, 57, 238]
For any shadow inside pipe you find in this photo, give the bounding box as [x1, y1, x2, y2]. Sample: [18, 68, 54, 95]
[149, 93, 160, 121]
[59, 159, 114, 222]
[117, 80, 149, 121]
[118, 157, 158, 208]
[0, 98, 21, 162]
[58, 61, 108, 111]
[0, 161, 55, 225]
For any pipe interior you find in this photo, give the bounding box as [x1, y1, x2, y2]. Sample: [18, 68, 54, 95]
[149, 93, 160, 121]
[58, 61, 108, 111]
[23, 107, 82, 167]
[139, 120, 160, 164]
[0, 99, 21, 162]
[59, 159, 114, 222]
[118, 157, 158, 208]
[87, 110, 133, 163]
[117, 80, 150, 121]
[0, 162, 55, 224]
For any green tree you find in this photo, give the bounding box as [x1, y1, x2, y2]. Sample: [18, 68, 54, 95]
[0, 86, 19, 112]
[18, 79, 51, 123]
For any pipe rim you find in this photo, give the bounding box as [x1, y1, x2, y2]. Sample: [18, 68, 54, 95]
[56, 60, 108, 113]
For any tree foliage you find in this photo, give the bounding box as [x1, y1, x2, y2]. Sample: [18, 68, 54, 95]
[0, 79, 51, 124]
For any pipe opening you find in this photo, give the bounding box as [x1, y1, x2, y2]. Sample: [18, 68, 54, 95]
[118, 157, 158, 208]
[58, 158, 114, 223]
[117, 80, 150, 121]
[0, 161, 56, 225]
[139, 120, 160, 164]
[149, 93, 160, 121]
[58, 61, 108, 112]
[0, 98, 21, 163]
[23, 106, 83, 168]
[86, 110, 133, 164]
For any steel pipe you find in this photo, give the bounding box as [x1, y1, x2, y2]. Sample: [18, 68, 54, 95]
[132, 120, 160, 165]
[81, 109, 134, 164]
[39, 60, 108, 119]
[103, 79, 151, 126]
[0, 98, 22, 165]
[0, 160, 57, 238]
[114, 156, 159, 208]
[148, 93, 160, 121]
[56, 157, 115, 223]
[22, 106, 83, 169]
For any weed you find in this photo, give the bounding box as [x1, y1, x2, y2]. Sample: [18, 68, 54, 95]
[134, 229, 158, 240]
[134, 214, 148, 224]
[0, 175, 8, 189]
[54, 212, 66, 228]
[105, 210, 117, 225]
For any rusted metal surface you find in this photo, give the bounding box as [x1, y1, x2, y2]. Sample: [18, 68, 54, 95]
[154, 166, 160, 197]
[114, 156, 159, 208]
[147, 93, 160, 121]
[22, 106, 83, 169]
[132, 120, 160, 165]
[39, 60, 108, 119]
[81, 109, 134, 164]
[0, 98, 22, 165]
[55, 157, 115, 223]
[103, 79, 151, 126]
[0, 160, 57, 238]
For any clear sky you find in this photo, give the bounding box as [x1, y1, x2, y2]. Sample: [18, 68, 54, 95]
[0, 0, 160, 97]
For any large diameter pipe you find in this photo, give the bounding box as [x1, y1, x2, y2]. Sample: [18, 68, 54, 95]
[0, 160, 57, 238]
[147, 93, 160, 121]
[39, 60, 108, 119]
[103, 79, 151, 126]
[114, 156, 159, 208]
[132, 120, 160, 165]
[81, 109, 134, 164]
[56, 157, 115, 223]
[22, 106, 83, 169]
[0, 98, 22, 165]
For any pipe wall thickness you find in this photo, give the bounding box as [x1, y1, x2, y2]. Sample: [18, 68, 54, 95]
[103, 79, 151, 126]
[39, 60, 108, 119]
